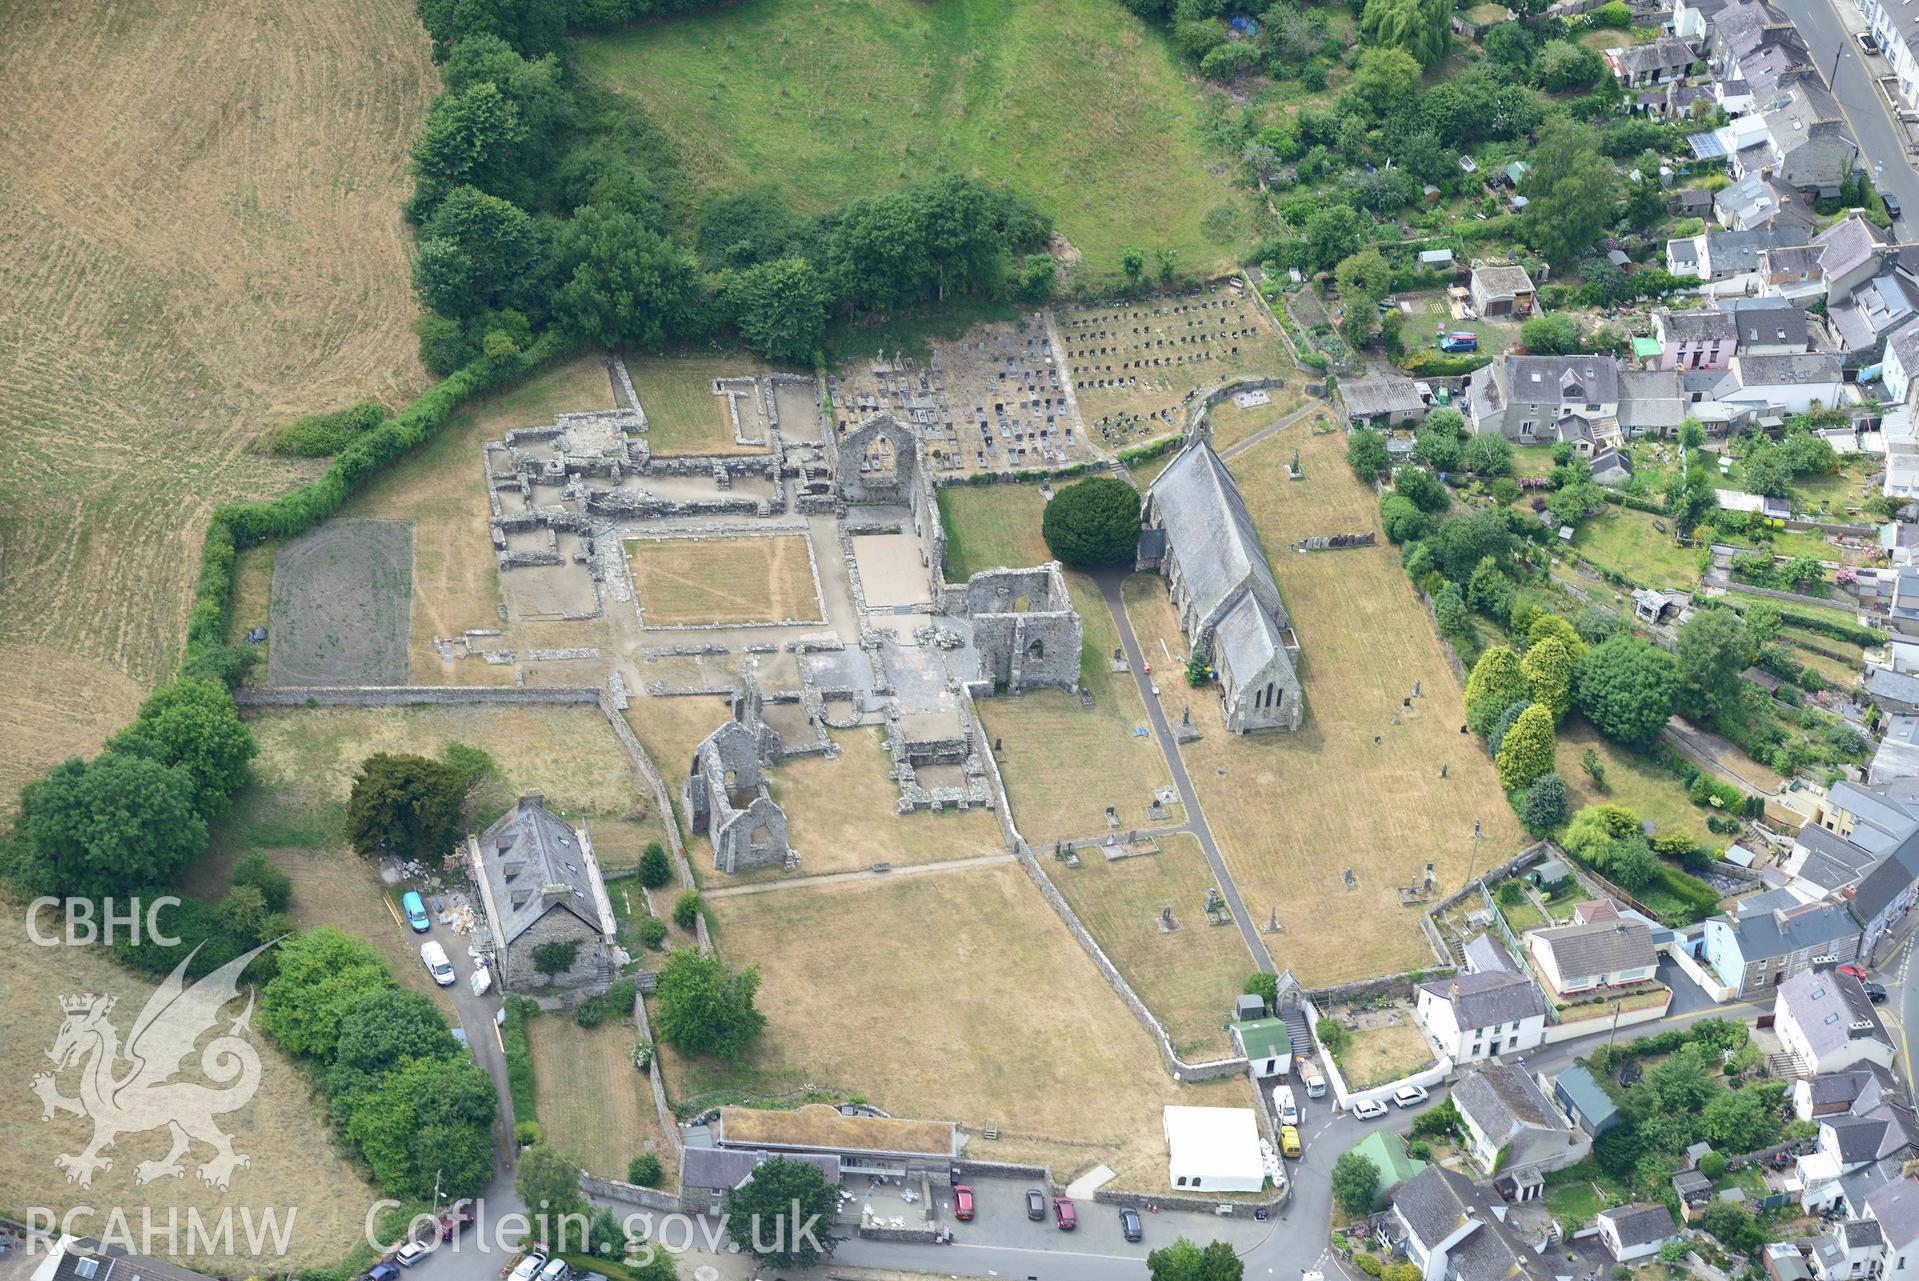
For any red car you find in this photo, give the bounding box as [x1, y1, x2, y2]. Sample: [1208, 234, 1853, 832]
[1054, 1197, 1077, 1231]
[954, 1185, 975, 1221]
[1841, 964, 1868, 981]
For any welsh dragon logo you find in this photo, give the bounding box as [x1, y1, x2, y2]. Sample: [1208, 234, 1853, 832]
[31, 943, 271, 1191]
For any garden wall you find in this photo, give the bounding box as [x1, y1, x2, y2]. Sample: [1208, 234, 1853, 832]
[1301, 997, 1453, 1113]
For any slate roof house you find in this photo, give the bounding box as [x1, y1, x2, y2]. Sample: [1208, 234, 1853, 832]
[1413, 970, 1548, 1063]
[1340, 377, 1431, 428]
[1777, 965, 1897, 1074]
[1138, 438, 1303, 733]
[1607, 37, 1699, 85]
[1702, 894, 1862, 997]
[1591, 448, 1634, 487]
[1526, 917, 1658, 997]
[1651, 307, 1738, 370]
[1794, 1063, 1905, 1123]
[1464, 355, 1621, 447]
[1616, 368, 1688, 438]
[467, 792, 617, 996]
[1453, 1061, 1588, 1177]
[1597, 1204, 1679, 1263]
[1388, 1165, 1547, 1281]
[1865, 1177, 1919, 1281]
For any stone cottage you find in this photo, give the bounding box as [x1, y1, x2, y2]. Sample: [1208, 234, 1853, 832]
[468, 792, 618, 995]
[1136, 437, 1303, 733]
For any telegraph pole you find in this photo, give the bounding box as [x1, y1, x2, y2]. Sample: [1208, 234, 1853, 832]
[1465, 819, 1484, 888]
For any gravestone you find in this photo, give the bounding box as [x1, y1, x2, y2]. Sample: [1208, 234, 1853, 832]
[1160, 907, 1179, 934]
[1344, 868, 1358, 891]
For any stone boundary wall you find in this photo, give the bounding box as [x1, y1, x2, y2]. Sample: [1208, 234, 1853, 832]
[963, 697, 1246, 1082]
[610, 358, 647, 434]
[1094, 1185, 1289, 1218]
[578, 1173, 686, 1215]
[1185, 376, 1291, 443]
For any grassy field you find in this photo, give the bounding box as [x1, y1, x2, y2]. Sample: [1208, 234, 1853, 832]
[0, 0, 435, 804]
[1559, 717, 1716, 844]
[938, 484, 1176, 842]
[339, 356, 620, 683]
[625, 353, 778, 455]
[676, 862, 1252, 1183]
[574, 0, 1255, 277]
[630, 534, 821, 626]
[1571, 508, 1700, 591]
[1141, 426, 1529, 984]
[0, 907, 380, 1271]
[527, 1014, 679, 1184]
[1049, 836, 1253, 1058]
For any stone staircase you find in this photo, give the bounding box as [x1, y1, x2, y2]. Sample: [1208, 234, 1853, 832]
[1281, 1005, 1314, 1067]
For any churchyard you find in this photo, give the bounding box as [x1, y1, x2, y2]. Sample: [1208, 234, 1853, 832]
[681, 861, 1249, 1183]
[1061, 286, 1293, 446]
[0, 907, 379, 1272]
[572, 0, 1256, 276]
[526, 1014, 680, 1185]
[0, 0, 434, 802]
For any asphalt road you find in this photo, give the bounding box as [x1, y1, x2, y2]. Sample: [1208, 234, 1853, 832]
[1772, 0, 1919, 232]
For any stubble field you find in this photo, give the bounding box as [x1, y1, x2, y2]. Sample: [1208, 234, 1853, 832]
[0, 0, 436, 802]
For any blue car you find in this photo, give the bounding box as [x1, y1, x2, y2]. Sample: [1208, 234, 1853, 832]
[402, 890, 431, 933]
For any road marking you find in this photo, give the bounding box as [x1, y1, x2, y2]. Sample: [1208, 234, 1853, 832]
[950, 1242, 1145, 1263]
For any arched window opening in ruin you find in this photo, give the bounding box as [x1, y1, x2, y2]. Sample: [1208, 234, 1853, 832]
[1027, 638, 1044, 659]
[749, 824, 773, 849]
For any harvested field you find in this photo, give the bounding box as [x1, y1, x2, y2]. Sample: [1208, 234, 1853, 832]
[527, 1014, 678, 1184]
[0, 907, 380, 1271]
[339, 356, 619, 682]
[629, 535, 822, 626]
[1048, 836, 1252, 1058]
[267, 519, 412, 686]
[677, 863, 1251, 1182]
[626, 354, 778, 455]
[0, 0, 435, 801]
[1123, 425, 1527, 984]
[576, 0, 1255, 277]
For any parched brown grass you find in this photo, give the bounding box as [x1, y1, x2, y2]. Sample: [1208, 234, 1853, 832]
[527, 1015, 678, 1184]
[0, 907, 380, 1271]
[626, 353, 779, 455]
[0, 0, 437, 803]
[1048, 836, 1253, 1059]
[1335, 1017, 1437, 1091]
[629, 535, 822, 627]
[340, 356, 619, 682]
[685, 863, 1251, 1184]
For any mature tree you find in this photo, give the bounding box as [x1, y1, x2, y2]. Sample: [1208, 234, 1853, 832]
[347, 1055, 496, 1198]
[1574, 635, 1678, 747]
[516, 1141, 588, 1228]
[440, 36, 571, 179]
[1042, 476, 1142, 567]
[415, 0, 564, 60]
[410, 83, 528, 207]
[726, 1156, 844, 1269]
[1347, 427, 1390, 480]
[1742, 447, 1794, 499]
[1347, 47, 1425, 116]
[1674, 608, 1750, 721]
[1360, 0, 1451, 67]
[1483, 23, 1534, 74]
[1431, 508, 1512, 579]
[638, 841, 673, 889]
[1434, 583, 1471, 638]
[1495, 704, 1557, 791]
[1521, 635, 1576, 723]
[233, 851, 293, 912]
[1561, 803, 1639, 864]
[1414, 426, 1461, 474]
[108, 679, 256, 820]
[1466, 646, 1530, 737]
[1394, 465, 1449, 514]
[724, 258, 828, 365]
[1468, 554, 1513, 619]
[1303, 204, 1365, 274]
[1520, 774, 1570, 835]
[1332, 1151, 1383, 1216]
[1522, 119, 1619, 267]
[653, 950, 766, 1060]
[1335, 247, 1394, 347]
[1148, 1238, 1245, 1281]
[1518, 313, 1579, 355]
[1243, 971, 1280, 1005]
[1488, 699, 1533, 759]
[1462, 433, 1513, 477]
[1536, 39, 1606, 91]
[1381, 495, 1433, 543]
[1525, 613, 1584, 657]
[15, 752, 207, 900]
[346, 753, 466, 863]
[1701, 1084, 1785, 1152]
[327, 987, 461, 1108]
[414, 185, 546, 320]
[552, 205, 702, 349]
[259, 927, 396, 1060]
[1604, 834, 1659, 890]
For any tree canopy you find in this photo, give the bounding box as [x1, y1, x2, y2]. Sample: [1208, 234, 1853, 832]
[726, 1156, 844, 1268]
[1360, 0, 1451, 67]
[1333, 1151, 1383, 1216]
[260, 927, 397, 1060]
[1522, 118, 1619, 267]
[1148, 1238, 1245, 1281]
[108, 679, 256, 819]
[345, 1054, 497, 1199]
[346, 753, 467, 863]
[1495, 704, 1557, 792]
[653, 949, 766, 1061]
[1574, 636, 1678, 747]
[1041, 476, 1143, 568]
[1465, 646, 1528, 737]
[1674, 608, 1750, 721]
[15, 752, 207, 900]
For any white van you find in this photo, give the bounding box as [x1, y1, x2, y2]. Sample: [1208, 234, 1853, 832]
[420, 940, 457, 987]
[1273, 1084, 1299, 1127]
[1300, 1059, 1327, 1099]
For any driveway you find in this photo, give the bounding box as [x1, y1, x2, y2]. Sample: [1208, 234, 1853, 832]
[1772, 0, 1919, 233]
[400, 890, 517, 1163]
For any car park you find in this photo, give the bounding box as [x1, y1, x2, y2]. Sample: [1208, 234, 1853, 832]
[953, 1185, 975, 1221]
[421, 940, 457, 987]
[1119, 1206, 1143, 1243]
[402, 890, 430, 933]
[1392, 1085, 1429, 1109]
[1026, 1189, 1046, 1220]
[1054, 1197, 1077, 1230]
[1280, 1125, 1302, 1158]
[1353, 1098, 1389, 1120]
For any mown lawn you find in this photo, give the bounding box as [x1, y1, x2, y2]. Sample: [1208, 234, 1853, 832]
[1571, 507, 1700, 591]
[1559, 717, 1716, 845]
[574, 0, 1256, 277]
